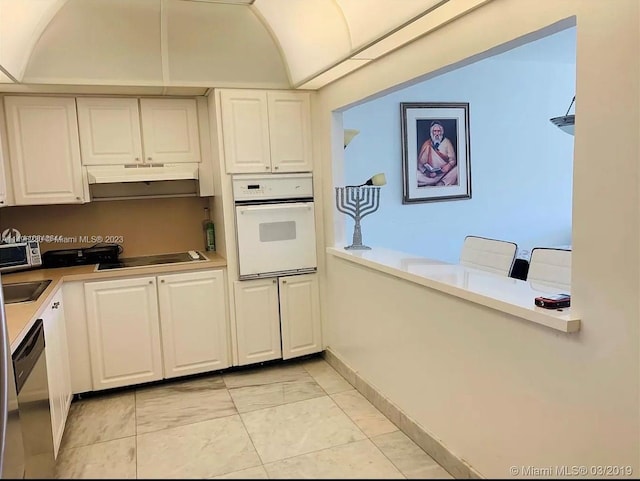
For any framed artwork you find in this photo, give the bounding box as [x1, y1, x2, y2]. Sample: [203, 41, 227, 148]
[400, 102, 471, 203]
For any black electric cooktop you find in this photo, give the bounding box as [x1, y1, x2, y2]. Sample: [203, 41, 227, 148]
[97, 251, 205, 270]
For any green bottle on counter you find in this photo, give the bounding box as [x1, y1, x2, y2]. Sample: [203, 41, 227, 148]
[203, 207, 216, 252]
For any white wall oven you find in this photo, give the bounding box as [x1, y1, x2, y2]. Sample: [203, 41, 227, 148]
[233, 173, 317, 280]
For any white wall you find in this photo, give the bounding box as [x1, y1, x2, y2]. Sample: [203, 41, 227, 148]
[342, 29, 575, 263]
[314, 0, 639, 477]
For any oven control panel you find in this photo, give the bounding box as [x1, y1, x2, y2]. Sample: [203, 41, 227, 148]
[232, 173, 313, 201]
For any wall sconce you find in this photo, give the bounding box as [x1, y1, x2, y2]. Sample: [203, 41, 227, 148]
[344, 129, 360, 149]
[550, 96, 575, 135]
[335, 173, 386, 250]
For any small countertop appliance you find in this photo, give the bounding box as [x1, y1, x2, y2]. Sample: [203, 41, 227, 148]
[42, 244, 121, 268]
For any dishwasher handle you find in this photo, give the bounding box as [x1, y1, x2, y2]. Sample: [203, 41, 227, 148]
[12, 319, 44, 394]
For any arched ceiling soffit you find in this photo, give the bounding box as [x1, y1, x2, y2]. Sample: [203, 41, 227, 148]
[21, 0, 290, 88]
[2, 0, 490, 90]
[253, 0, 444, 86]
[0, 0, 67, 82]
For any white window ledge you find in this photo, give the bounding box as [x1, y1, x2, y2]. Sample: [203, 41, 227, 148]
[327, 246, 580, 333]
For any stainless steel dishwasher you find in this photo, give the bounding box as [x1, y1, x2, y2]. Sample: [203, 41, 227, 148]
[12, 319, 55, 479]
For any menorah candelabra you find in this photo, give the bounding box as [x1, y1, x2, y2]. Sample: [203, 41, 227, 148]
[335, 186, 381, 250]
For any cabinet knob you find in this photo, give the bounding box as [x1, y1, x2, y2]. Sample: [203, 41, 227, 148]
[147, 157, 152, 161]
[160, 279, 165, 283]
[282, 280, 287, 284]
[135, 157, 140, 161]
[149, 280, 154, 284]
[272, 279, 276, 284]
[0, 201, 4, 204]
[76, 196, 81, 201]
[265, 166, 270, 170]
[274, 166, 279, 170]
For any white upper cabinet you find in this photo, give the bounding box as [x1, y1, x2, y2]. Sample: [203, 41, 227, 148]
[220, 90, 271, 173]
[4, 96, 86, 205]
[77, 97, 201, 166]
[140, 98, 201, 164]
[0, 141, 7, 207]
[77, 97, 143, 165]
[220, 89, 312, 173]
[267, 92, 312, 173]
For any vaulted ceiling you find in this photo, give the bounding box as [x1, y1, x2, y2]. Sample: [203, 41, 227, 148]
[0, 0, 490, 93]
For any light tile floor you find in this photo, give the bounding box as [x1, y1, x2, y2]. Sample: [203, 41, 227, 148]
[55, 356, 453, 479]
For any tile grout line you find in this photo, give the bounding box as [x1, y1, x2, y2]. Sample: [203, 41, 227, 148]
[65, 360, 418, 479]
[305, 359, 411, 479]
[231, 386, 270, 479]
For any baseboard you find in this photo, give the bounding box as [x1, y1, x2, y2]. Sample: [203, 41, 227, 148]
[323, 348, 483, 479]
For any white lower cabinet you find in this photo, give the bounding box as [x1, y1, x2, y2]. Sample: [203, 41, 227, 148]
[158, 270, 229, 378]
[234, 273, 321, 366]
[234, 278, 282, 365]
[279, 274, 322, 360]
[83, 269, 229, 391]
[84, 276, 163, 391]
[42, 288, 72, 459]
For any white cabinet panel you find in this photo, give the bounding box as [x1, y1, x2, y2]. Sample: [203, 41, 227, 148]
[84, 277, 163, 391]
[219, 90, 313, 173]
[279, 274, 322, 360]
[220, 90, 271, 173]
[233, 278, 281, 365]
[79, 269, 229, 391]
[0, 143, 7, 207]
[4, 96, 85, 205]
[233, 273, 321, 366]
[77, 97, 143, 165]
[63, 281, 93, 394]
[158, 270, 229, 378]
[77, 97, 201, 166]
[42, 288, 72, 459]
[140, 98, 201, 164]
[267, 92, 312, 173]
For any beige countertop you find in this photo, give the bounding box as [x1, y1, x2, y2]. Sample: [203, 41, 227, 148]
[328, 247, 580, 334]
[2, 252, 227, 352]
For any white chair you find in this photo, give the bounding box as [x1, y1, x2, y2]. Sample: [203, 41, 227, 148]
[459, 235, 518, 276]
[527, 247, 572, 290]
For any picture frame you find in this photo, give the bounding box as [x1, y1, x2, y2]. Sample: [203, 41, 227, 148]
[400, 102, 471, 203]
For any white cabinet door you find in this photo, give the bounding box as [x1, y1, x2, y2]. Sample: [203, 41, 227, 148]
[158, 270, 229, 378]
[63, 281, 93, 394]
[42, 288, 72, 459]
[140, 98, 201, 164]
[0, 140, 7, 207]
[279, 274, 322, 360]
[76, 97, 143, 166]
[220, 90, 271, 173]
[233, 278, 281, 365]
[267, 92, 312, 173]
[84, 277, 163, 390]
[4, 96, 85, 205]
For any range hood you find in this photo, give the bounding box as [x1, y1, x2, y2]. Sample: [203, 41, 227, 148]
[86, 163, 199, 184]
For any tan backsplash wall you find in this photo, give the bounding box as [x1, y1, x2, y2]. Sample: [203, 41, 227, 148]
[0, 197, 212, 257]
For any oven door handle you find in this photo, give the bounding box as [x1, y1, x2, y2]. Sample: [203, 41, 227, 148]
[237, 203, 313, 214]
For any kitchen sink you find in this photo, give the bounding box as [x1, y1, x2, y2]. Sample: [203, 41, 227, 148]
[2, 280, 52, 304]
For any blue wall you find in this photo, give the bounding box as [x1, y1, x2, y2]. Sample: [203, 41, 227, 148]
[342, 30, 575, 263]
